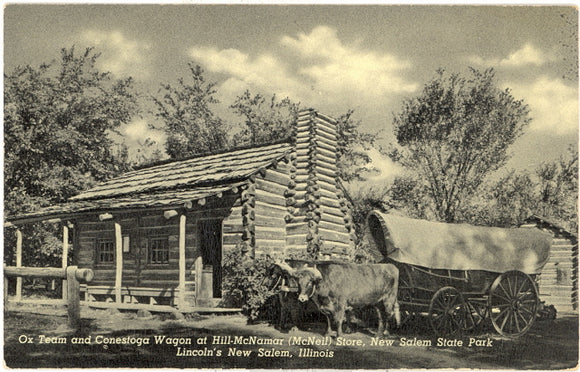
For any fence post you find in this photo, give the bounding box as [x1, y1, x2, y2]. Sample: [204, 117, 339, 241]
[65, 266, 94, 329]
[15, 229, 22, 302]
[62, 225, 69, 301]
[66, 266, 81, 329]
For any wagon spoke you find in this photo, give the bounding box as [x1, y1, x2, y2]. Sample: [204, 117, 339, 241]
[492, 292, 511, 304]
[513, 311, 522, 333]
[506, 276, 513, 297]
[500, 309, 511, 331]
[498, 282, 512, 300]
[516, 277, 528, 296]
[520, 306, 534, 316]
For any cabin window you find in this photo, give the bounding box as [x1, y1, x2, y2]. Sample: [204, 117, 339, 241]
[96, 239, 115, 264]
[149, 236, 169, 264]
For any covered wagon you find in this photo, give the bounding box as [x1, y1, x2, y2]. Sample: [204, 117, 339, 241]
[366, 212, 553, 338]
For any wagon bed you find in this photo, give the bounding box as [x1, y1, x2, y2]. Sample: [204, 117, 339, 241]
[367, 212, 553, 338]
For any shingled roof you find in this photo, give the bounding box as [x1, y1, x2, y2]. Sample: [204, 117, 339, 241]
[7, 142, 292, 222]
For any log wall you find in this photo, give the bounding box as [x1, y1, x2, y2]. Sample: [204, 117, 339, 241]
[75, 194, 241, 295]
[521, 221, 578, 312]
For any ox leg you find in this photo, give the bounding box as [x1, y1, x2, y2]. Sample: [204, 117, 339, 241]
[382, 294, 399, 335]
[375, 306, 386, 337]
[324, 314, 333, 337]
[334, 304, 346, 338]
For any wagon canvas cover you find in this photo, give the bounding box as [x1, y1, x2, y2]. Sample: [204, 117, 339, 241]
[367, 212, 552, 274]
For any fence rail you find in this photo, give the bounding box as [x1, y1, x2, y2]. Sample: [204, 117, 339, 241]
[4, 265, 94, 329]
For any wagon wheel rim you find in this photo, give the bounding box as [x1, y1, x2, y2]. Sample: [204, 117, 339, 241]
[488, 270, 538, 338]
[429, 286, 465, 336]
[462, 298, 488, 331]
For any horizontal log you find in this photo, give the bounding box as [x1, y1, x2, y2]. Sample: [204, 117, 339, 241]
[316, 173, 338, 187]
[319, 188, 340, 200]
[319, 197, 341, 209]
[223, 232, 243, 246]
[314, 152, 337, 166]
[314, 113, 338, 127]
[318, 220, 348, 233]
[313, 127, 338, 144]
[260, 169, 290, 186]
[313, 165, 338, 179]
[4, 266, 94, 283]
[286, 223, 309, 235]
[4, 266, 65, 279]
[255, 215, 285, 228]
[311, 133, 336, 149]
[255, 228, 288, 241]
[311, 139, 337, 154]
[286, 235, 308, 247]
[255, 189, 286, 206]
[315, 146, 337, 161]
[320, 213, 346, 226]
[318, 228, 351, 244]
[255, 200, 287, 213]
[223, 223, 244, 234]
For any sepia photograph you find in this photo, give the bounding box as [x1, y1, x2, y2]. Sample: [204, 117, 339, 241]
[3, 4, 578, 369]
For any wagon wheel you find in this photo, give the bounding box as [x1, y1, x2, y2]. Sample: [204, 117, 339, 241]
[429, 286, 465, 336]
[462, 298, 488, 331]
[488, 270, 538, 338]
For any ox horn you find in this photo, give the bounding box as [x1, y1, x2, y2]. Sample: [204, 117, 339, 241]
[310, 265, 323, 281]
[274, 260, 296, 276]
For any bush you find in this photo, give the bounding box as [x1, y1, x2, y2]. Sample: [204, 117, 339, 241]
[221, 248, 276, 321]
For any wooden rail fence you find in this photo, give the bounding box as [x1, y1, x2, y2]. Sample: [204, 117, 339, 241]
[4, 265, 94, 329]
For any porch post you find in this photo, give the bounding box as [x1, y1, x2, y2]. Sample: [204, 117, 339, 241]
[115, 222, 123, 303]
[62, 224, 69, 300]
[15, 228, 22, 301]
[178, 214, 186, 307]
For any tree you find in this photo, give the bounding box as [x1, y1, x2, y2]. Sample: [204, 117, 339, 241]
[391, 68, 530, 222]
[230, 91, 300, 147]
[153, 63, 230, 159]
[4, 47, 137, 266]
[535, 147, 578, 230]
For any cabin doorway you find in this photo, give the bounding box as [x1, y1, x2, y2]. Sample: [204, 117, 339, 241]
[199, 219, 222, 298]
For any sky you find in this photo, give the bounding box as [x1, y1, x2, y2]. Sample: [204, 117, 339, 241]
[4, 4, 578, 187]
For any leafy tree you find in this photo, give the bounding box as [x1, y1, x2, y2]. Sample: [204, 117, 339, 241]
[535, 147, 578, 230]
[153, 63, 230, 158]
[4, 47, 137, 267]
[230, 91, 300, 147]
[464, 171, 537, 227]
[391, 68, 530, 222]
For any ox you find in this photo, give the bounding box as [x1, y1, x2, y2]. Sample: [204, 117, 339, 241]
[275, 260, 400, 337]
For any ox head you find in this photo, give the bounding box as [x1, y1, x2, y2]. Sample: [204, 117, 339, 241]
[274, 260, 323, 303]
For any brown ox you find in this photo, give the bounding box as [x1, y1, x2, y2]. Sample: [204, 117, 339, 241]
[276, 261, 400, 337]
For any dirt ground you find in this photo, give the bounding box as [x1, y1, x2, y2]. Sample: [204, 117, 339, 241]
[3, 304, 578, 369]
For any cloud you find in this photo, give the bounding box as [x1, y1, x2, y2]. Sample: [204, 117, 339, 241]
[188, 26, 417, 109]
[123, 119, 165, 144]
[82, 30, 152, 79]
[467, 43, 554, 68]
[507, 76, 578, 135]
[361, 147, 405, 184]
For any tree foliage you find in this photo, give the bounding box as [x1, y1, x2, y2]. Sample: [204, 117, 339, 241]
[391, 68, 530, 222]
[5, 47, 136, 213]
[152, 63, 230, 159]
[230, 91, 300, 147]
[4, 47, 137, 266]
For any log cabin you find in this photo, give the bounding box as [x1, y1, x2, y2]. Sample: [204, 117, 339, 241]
[521, 215, 578, 312]
[5, 109, 355, 309]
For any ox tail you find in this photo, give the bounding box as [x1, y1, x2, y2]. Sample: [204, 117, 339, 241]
[394, 300, 401, 328]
